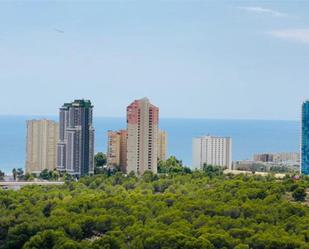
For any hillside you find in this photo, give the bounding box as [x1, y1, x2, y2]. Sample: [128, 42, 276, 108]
[0, 172, 309, 249]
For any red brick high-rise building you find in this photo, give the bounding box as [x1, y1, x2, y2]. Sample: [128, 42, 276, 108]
[126, 98, 159, 175]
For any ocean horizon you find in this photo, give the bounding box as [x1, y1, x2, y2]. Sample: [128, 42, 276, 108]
[0, 115, 300, 174]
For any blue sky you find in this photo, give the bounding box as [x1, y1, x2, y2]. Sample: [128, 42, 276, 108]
[0, 1, 309, 120]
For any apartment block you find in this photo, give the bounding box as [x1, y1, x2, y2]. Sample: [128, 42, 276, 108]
[107, 129, 127, 172]
[254, 152, 300, 164]
[127, 98, 159, 175]
[158, 130, 167, 161]
[57, 99, 95, 177]
[26, 120, 59, 174]
[253, 153, 274, 163]
[192, 135, 232, 170]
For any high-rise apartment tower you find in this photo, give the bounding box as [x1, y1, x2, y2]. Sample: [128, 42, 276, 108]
[107, 129, 127, 172]
[126, 98, 159, 175]
[192, 135, 232, 170]
[26, 120, 59, 174]
[57, 99, 94, 177]
[301, 101, 309, 175]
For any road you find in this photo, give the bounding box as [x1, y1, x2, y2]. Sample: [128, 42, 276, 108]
[0, 181, 64, 190]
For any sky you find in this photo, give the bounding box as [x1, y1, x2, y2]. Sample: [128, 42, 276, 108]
[0, 0, 309, 120]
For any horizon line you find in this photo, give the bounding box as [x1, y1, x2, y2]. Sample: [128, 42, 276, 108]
[0, 114, 299, 122]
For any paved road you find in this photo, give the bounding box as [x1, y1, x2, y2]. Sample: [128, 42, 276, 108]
[0, 181, 64, 186]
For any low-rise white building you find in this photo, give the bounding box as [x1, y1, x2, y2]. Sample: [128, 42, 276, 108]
[192, 136, 232, 170]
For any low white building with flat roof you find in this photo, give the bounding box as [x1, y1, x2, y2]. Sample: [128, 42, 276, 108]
[192, 136, 232, 170]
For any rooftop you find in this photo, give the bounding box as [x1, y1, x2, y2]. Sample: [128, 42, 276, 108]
[61, 99, 93, 109]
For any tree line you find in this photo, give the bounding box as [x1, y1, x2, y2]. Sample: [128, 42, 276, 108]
[0, 158, 308, 249]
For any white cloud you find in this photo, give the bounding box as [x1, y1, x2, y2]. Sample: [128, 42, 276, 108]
[239, 6, 287, 17]
[268, 29, 309, 43]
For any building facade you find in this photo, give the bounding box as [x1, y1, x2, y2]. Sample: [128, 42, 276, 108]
[273, 152, 300, 164]
[107, 129, 127, 172]
[57, 99, 95, 177]
[158, 130, 167, 161]
[254, 152, 300, 164]
[119, 130, 128, 172]
[26, 120, 59, 174]
[253, 153, 274, 163]
[192, 136, 232, 170]
[301, 101, 309, 175]
[107, 131, 121, 167]
[127, 98, 159, 175]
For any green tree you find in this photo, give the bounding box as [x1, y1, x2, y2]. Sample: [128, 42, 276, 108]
[51, 170, 60, 180]
[158, 156, 190, 174]
[142, 171, 158, 182]
[40, 169, 52, 180]
[292, 187, 307, 202]
[43, 202, 53, 217]
[1, 169, 309, 249]
[16, 168, 24, 180]
[94, 152, 107, 174]
[24, 172, 34, 181]
[203, 164, 223, 178]
[65, 223, 83, 240]
[92, 235, 121, 249]
[63, 172, 74, 182]
[95, 152, 107, 167]
[3, 222, 39, 249]
[23, 230, 70, 249]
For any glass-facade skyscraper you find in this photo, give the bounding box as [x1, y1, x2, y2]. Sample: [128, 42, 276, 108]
[57, 99, 95, 177]
[301, 101, 309, 175]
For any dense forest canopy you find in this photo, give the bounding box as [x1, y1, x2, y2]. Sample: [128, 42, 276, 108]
[0, 171, 309, 249]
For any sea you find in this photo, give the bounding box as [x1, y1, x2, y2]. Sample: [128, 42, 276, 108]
[0, 115, 300, 174]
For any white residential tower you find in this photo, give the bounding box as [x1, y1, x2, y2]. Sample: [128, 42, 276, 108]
[192, 135, 232, 170]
